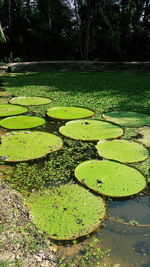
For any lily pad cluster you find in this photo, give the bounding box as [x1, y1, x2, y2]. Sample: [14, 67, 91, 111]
[0, 79, 149, 240]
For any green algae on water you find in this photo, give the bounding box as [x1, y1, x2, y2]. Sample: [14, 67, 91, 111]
[75, 160, 147, 198]
[26, 184, 107, 240]
[0, 131, 63, 162]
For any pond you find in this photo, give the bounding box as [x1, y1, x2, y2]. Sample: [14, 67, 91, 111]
[0, 72, 150, 266]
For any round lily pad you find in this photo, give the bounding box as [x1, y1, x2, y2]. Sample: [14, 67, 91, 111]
[10, 96, 52, 106]
[47, 106, 95, 120]
[74, 160, 146, 198]
[26, 184, 106, 240]
[0, 115, 46, 129]
[0, 91, 12, 97]
[96, 139, 149, 163]
[102, 111, 150, 127]
[0, 104, 28, 117]
[0, 131, 63, 162]
[59, 119, 123, 141]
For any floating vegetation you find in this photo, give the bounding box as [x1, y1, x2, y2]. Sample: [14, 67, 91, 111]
[96, 139, 149, 163]
[26, 184, 106, 240]
[0, 115, 46, 129]
[0, 98, 9, 104]
[0, 131, 63, 162]
[10, 96, 52, 106]
[47, 106, 95, 120]
[74, 160, 147, 198]
[0, 104, 28, 117]
[102, 111, 150, 127]
[136, 127, 150, 147]
[59, 119, 123, 141]
[0, 91, 12, 97]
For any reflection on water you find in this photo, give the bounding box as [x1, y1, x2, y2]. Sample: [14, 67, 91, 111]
[57, 196, 150, 267]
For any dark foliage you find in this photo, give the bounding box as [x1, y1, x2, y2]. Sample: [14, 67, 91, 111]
[0, 0, 149, 61]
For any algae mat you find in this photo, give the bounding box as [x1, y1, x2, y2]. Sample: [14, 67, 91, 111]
[102, 111, 150, 127]
[10, 96, 52, 106]
[75, 160, 146, 198]
[59, 119, 123, 141]
[47, 106, 94, 120]
[0, 131, 63, 162]
[96, 139, 149, 163]
[26, 184, 106, 240]
[0, 104, 28, 117]
[0, 115, 46, 129]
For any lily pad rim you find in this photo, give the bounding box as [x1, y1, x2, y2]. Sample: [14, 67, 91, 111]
[74, 159, 147, 199]
[0, 131, 63, 163]
[0, 115, 47, 130]
[0, 104, 28, 118]
[27, 183, 108, 240]
[9, 96, 53, 106]
[102, 110, 150, 128]
[96, 138, 150, 164]
[46, 105, 95, 121]
[59, 119, 124, 142]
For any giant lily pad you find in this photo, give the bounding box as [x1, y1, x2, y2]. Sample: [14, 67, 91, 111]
[47, 106, 95, 120]
[26, 184, 106, 240]
[75, 160, 146, 198]
[10, 96, 52, 106]
[0, 104, 28, 117]
[0, 131, 63, 162]
[96, 139, 149, 163]
[59, 119, 123, 141]
[136, 127, 150, 147]
[0, 115, 46, 129]
[102, 111, 150, 127]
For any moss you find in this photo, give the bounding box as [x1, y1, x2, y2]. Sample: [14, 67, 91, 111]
[26, 184, 106, 240]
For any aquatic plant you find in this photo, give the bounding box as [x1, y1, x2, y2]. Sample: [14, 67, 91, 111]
[0, 104, 28, 117]
[0, 91, 12, 97]
[102, 111, 150, 127]
[0, 131, 63, 162]
[59, 119, 123, 141]
[74, 160, 147, 197]
[47, 106, 94, 120]
[26, 184, 106, 240]
[96, 139, 149, 163]
[0, 115, 46, 129]
[136, 127, 150, 147]
[10, 96, 52, 106]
